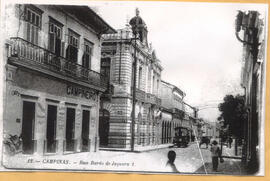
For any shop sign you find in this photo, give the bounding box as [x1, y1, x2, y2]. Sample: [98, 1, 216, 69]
[67, 85, 97, 101]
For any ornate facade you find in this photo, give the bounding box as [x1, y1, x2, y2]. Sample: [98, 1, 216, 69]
[100, 15, 163, 149]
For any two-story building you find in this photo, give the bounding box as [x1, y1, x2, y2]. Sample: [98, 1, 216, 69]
[99, 10, 163, 150]
[3, 4, 115, 157]
[160, 80, 186, 144]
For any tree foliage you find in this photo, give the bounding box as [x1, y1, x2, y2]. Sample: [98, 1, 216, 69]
[218, 94, 247, 139]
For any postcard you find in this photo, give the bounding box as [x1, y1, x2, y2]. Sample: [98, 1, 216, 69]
[0, 0, 267, 176]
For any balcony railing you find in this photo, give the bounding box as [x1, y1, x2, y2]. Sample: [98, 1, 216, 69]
[131, 87, 161, 105]
[171, 108, 185, 120]
[7, 37, 107, 90]
[145, 93, 161, 106]
[131, 87, 146, 102]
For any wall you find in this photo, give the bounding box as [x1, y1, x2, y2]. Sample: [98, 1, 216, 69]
[5, 65, 99, 154]
[6, 4, 101, 73]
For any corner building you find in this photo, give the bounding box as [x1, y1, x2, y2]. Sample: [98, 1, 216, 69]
[3, 4, 115, 156]
[100, 15, 163, 150]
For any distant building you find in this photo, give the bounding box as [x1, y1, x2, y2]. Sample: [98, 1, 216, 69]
[3, 4, 115, 156]
[99, 10, 163, 150]
[160, 80, 190, 143]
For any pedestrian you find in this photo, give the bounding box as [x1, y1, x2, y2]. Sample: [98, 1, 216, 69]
[165, 150, 180, 173]
[210, 140, 221, 172]
[228, 137, 233, 148]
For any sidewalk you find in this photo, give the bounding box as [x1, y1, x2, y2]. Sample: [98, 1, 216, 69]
[100, 143, 173, 153]
[222, 144, 242, 159]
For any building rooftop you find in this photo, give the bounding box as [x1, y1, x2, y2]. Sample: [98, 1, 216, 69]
[161, 80, 186, 97]
[57, 5, 116, 34]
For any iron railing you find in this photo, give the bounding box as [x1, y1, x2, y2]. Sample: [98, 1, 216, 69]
[8, 37, 107, 89]
[130, 87, 161, 105]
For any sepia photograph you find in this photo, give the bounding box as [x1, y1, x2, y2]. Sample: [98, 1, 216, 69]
[0, 0, 267, 176]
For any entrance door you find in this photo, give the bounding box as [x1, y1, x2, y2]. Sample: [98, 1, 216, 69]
[99, 109, 110, 147]
[81, 110, 90, 152]
[66, 108, 75, 151]
[46, 105, 57, 153]
[22, 101, 35, 154]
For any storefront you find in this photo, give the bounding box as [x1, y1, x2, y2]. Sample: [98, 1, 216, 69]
[4, 65, 100, 155]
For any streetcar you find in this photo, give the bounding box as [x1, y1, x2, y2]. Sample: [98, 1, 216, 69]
[173, 126, 191, 147]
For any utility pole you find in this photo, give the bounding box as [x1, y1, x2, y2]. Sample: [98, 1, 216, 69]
[129, 8, 144, 151]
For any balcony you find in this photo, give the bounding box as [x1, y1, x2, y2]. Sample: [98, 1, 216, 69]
[171, 108, 185, 119]
[129, 87, 161, 106]
[131, 87, 146, 102]
[7, 37, 107, 90]
[145, 93, 161, 106]
[101, 84, 114, 100]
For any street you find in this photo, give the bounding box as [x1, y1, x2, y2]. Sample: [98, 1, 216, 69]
[3, 141, 245, 175]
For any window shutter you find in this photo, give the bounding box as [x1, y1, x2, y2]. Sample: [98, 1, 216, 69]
[35, 26, 39, 45]
[49, 24, 54, 33]
[48, 32, 55, 52]
[61, 42, 65, 57]
[82, 53, 86, 67]
[85, 54, 90, 69]
[72, 46, 78, 63]
[66, 45, 71, 61]
[26, 22, 31, 42]
[31, 25, 35, 43]
[27, 10, 31, 21]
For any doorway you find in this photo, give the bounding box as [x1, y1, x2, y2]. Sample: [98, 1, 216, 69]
[46, 105, 57, 153]
[66, 107, 75, 151]
[21, 101, 35, 154]
[99, 109, 110, 147]
[81, 110, 90, 152]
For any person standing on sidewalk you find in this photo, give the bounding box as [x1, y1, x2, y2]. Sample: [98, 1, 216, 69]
[165, 150, 180, 173]
[210, 140, 221, 172]
[228, 137, 233, 148]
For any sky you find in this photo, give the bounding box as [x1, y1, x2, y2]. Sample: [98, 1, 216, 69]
[86, 1, 267, 122]
[3, 0, 267, 122]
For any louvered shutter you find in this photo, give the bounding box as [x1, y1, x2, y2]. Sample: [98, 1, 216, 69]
[48, 32, 55, 52]
[61, 42, 65, 57]
[66, 45, 71, 61]
[82, 53, 86, 67]
[35, 26, 38, 45]
[85, 53, 90, 69]
[26, 23, 31, 42]
[31, 25, 35, 44]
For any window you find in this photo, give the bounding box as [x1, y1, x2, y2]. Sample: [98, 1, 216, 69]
[66, 29, 80, 63]
[22, 101, 36, 154]
[48, 18, 63, 56]
[152, 75, 155, 94]
[24, 6, 42, 45]
[138, 67, 142, 89]
[66, 107, 76, 151]
[157, 79, 159, 95]
[82, 39, 93, 69]
[147, 67, 151, 92]
[100, 58, 111, 78]
[46, 104, 57, 153]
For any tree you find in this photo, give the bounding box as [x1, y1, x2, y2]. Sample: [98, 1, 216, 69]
[218, 94, 247, 139]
